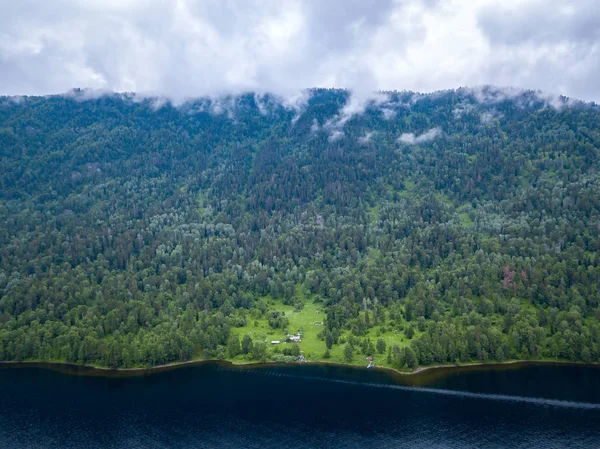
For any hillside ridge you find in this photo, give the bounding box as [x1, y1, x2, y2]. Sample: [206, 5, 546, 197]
[0, 87, 598, 369]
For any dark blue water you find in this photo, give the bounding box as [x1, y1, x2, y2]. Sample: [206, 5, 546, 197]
[0, 363, 599, 448]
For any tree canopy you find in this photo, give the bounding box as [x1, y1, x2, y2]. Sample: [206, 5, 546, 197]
[0, 88, 599, 369]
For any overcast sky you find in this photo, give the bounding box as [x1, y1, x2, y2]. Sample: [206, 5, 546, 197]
[1, 0, 598, 101]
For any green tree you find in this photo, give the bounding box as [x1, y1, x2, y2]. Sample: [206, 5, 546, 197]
[227, 334, 241, 358]
[241, 335, 253, 355]
[405, 347, 418, 369]
[325, 331, 333, 349]
[343, 344, 354, 362]
[251, 342, 268, 362]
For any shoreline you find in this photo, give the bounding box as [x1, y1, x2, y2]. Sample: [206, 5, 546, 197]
[1, 358, 598, 382]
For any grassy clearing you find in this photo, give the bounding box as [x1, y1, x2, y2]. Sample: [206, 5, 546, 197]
[232, 300, 327, 357]
[232, 298, 418, 369]
[367, 204, 379, 222]
[458, 211, 474, 227]
[394, 179, 415, 198]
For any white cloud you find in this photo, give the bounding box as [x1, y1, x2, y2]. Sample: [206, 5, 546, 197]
[461, 85, 586, 110]
[358, 132, 374, 145]
[328, 130, 344, 142]
[480, 111, 499, 124]
[398, 127, 442, 145]
[277, 89, 311, 113]
[381, 108, 396, 120]
[452, 103, 474, 119]
[0, 0, 599, 102]
[324, 90, 388, 129]
[310, 119, 320, 133]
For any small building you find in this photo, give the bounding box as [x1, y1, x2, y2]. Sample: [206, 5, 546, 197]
[271, 340, 280, 344]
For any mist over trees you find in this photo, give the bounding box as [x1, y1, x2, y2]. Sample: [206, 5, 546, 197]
[0, 88, 599, 369]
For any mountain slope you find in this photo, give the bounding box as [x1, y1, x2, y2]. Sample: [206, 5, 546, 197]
[0, 88, 599, 368]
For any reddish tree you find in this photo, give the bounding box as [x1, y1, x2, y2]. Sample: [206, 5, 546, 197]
[503, 265, 516, 289]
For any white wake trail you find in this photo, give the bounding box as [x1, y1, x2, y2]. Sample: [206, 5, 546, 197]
[221, 367, 600, 410]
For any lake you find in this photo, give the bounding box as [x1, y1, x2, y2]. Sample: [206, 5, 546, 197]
[0, 362, 599, 448]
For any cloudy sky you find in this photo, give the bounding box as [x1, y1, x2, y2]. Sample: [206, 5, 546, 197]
[1, 0, 598, 101]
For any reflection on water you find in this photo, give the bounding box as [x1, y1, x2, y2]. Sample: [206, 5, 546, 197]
[0, 362, 598, 448]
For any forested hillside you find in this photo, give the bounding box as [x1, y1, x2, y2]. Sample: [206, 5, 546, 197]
[0, 87, 599, 369]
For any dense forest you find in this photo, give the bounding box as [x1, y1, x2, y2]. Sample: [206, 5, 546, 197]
[0, 87, 599, 370]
